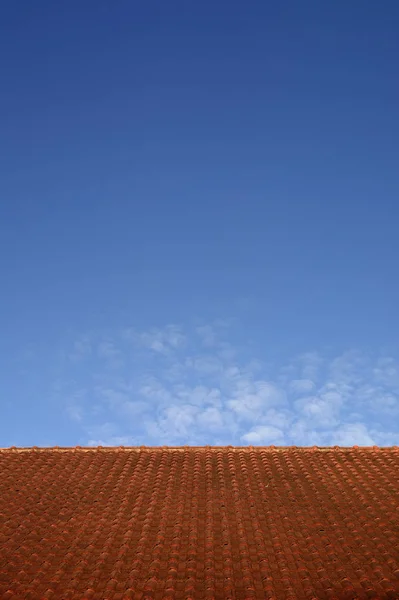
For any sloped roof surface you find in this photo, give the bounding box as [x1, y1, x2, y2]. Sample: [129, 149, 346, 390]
[0, 445, 398, 600]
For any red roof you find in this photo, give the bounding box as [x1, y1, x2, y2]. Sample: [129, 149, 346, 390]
[0, 445, 398, 600]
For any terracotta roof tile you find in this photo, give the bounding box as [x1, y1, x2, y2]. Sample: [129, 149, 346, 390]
[0, 445, 398, 599]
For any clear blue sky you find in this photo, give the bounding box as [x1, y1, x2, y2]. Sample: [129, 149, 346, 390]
[1, 1, 398, 448]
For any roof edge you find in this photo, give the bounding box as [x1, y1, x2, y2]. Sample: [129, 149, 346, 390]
[0, 445, 398, 452]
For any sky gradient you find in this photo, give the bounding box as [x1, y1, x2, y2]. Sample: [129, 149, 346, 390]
[1, 1, 398, 447]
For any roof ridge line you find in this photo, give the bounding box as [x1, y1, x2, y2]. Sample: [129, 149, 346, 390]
[0, 445, 398, 452]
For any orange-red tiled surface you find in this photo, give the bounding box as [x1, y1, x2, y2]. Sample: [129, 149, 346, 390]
[0, 445, 399, 600]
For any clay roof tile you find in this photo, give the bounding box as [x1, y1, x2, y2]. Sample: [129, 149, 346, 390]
[0, 445, 398, 599]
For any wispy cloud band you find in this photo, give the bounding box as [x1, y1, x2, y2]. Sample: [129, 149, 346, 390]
[56, 322, 399, 448]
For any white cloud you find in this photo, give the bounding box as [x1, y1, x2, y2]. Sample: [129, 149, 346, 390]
[298, 352, 323, 381]
[196, 407, 225, 431]
[175, 385, 222, 408]
[289, 379, 315, 395]
[97, 340, 120, 359]
[287, 419, 328, 446]
[331, 423, 376, 446]
[259, 408, 294, 429]
[186, 355, 223, 376]
[140, 325, 185, 354]
[373, 357, 399, 388]
[122, 324, 185, 355]
[158, 404, 199, 437]
[97, 387, 130, 408]
[58, 324, 399, 448]
[96, 340, 124, 369]
[294, 392, 343, 428]
[63, 389, 88, 422]
[356, 383, 399, 417]
[139, 378, 173, 403]
[241, 425, 285, 445]
[87, 436, 138, 447]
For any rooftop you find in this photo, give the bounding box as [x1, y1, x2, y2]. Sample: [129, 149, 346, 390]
[1, 445, 398, 600]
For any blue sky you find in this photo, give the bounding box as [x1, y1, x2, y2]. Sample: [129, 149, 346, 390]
[1, 1, 398, 447]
